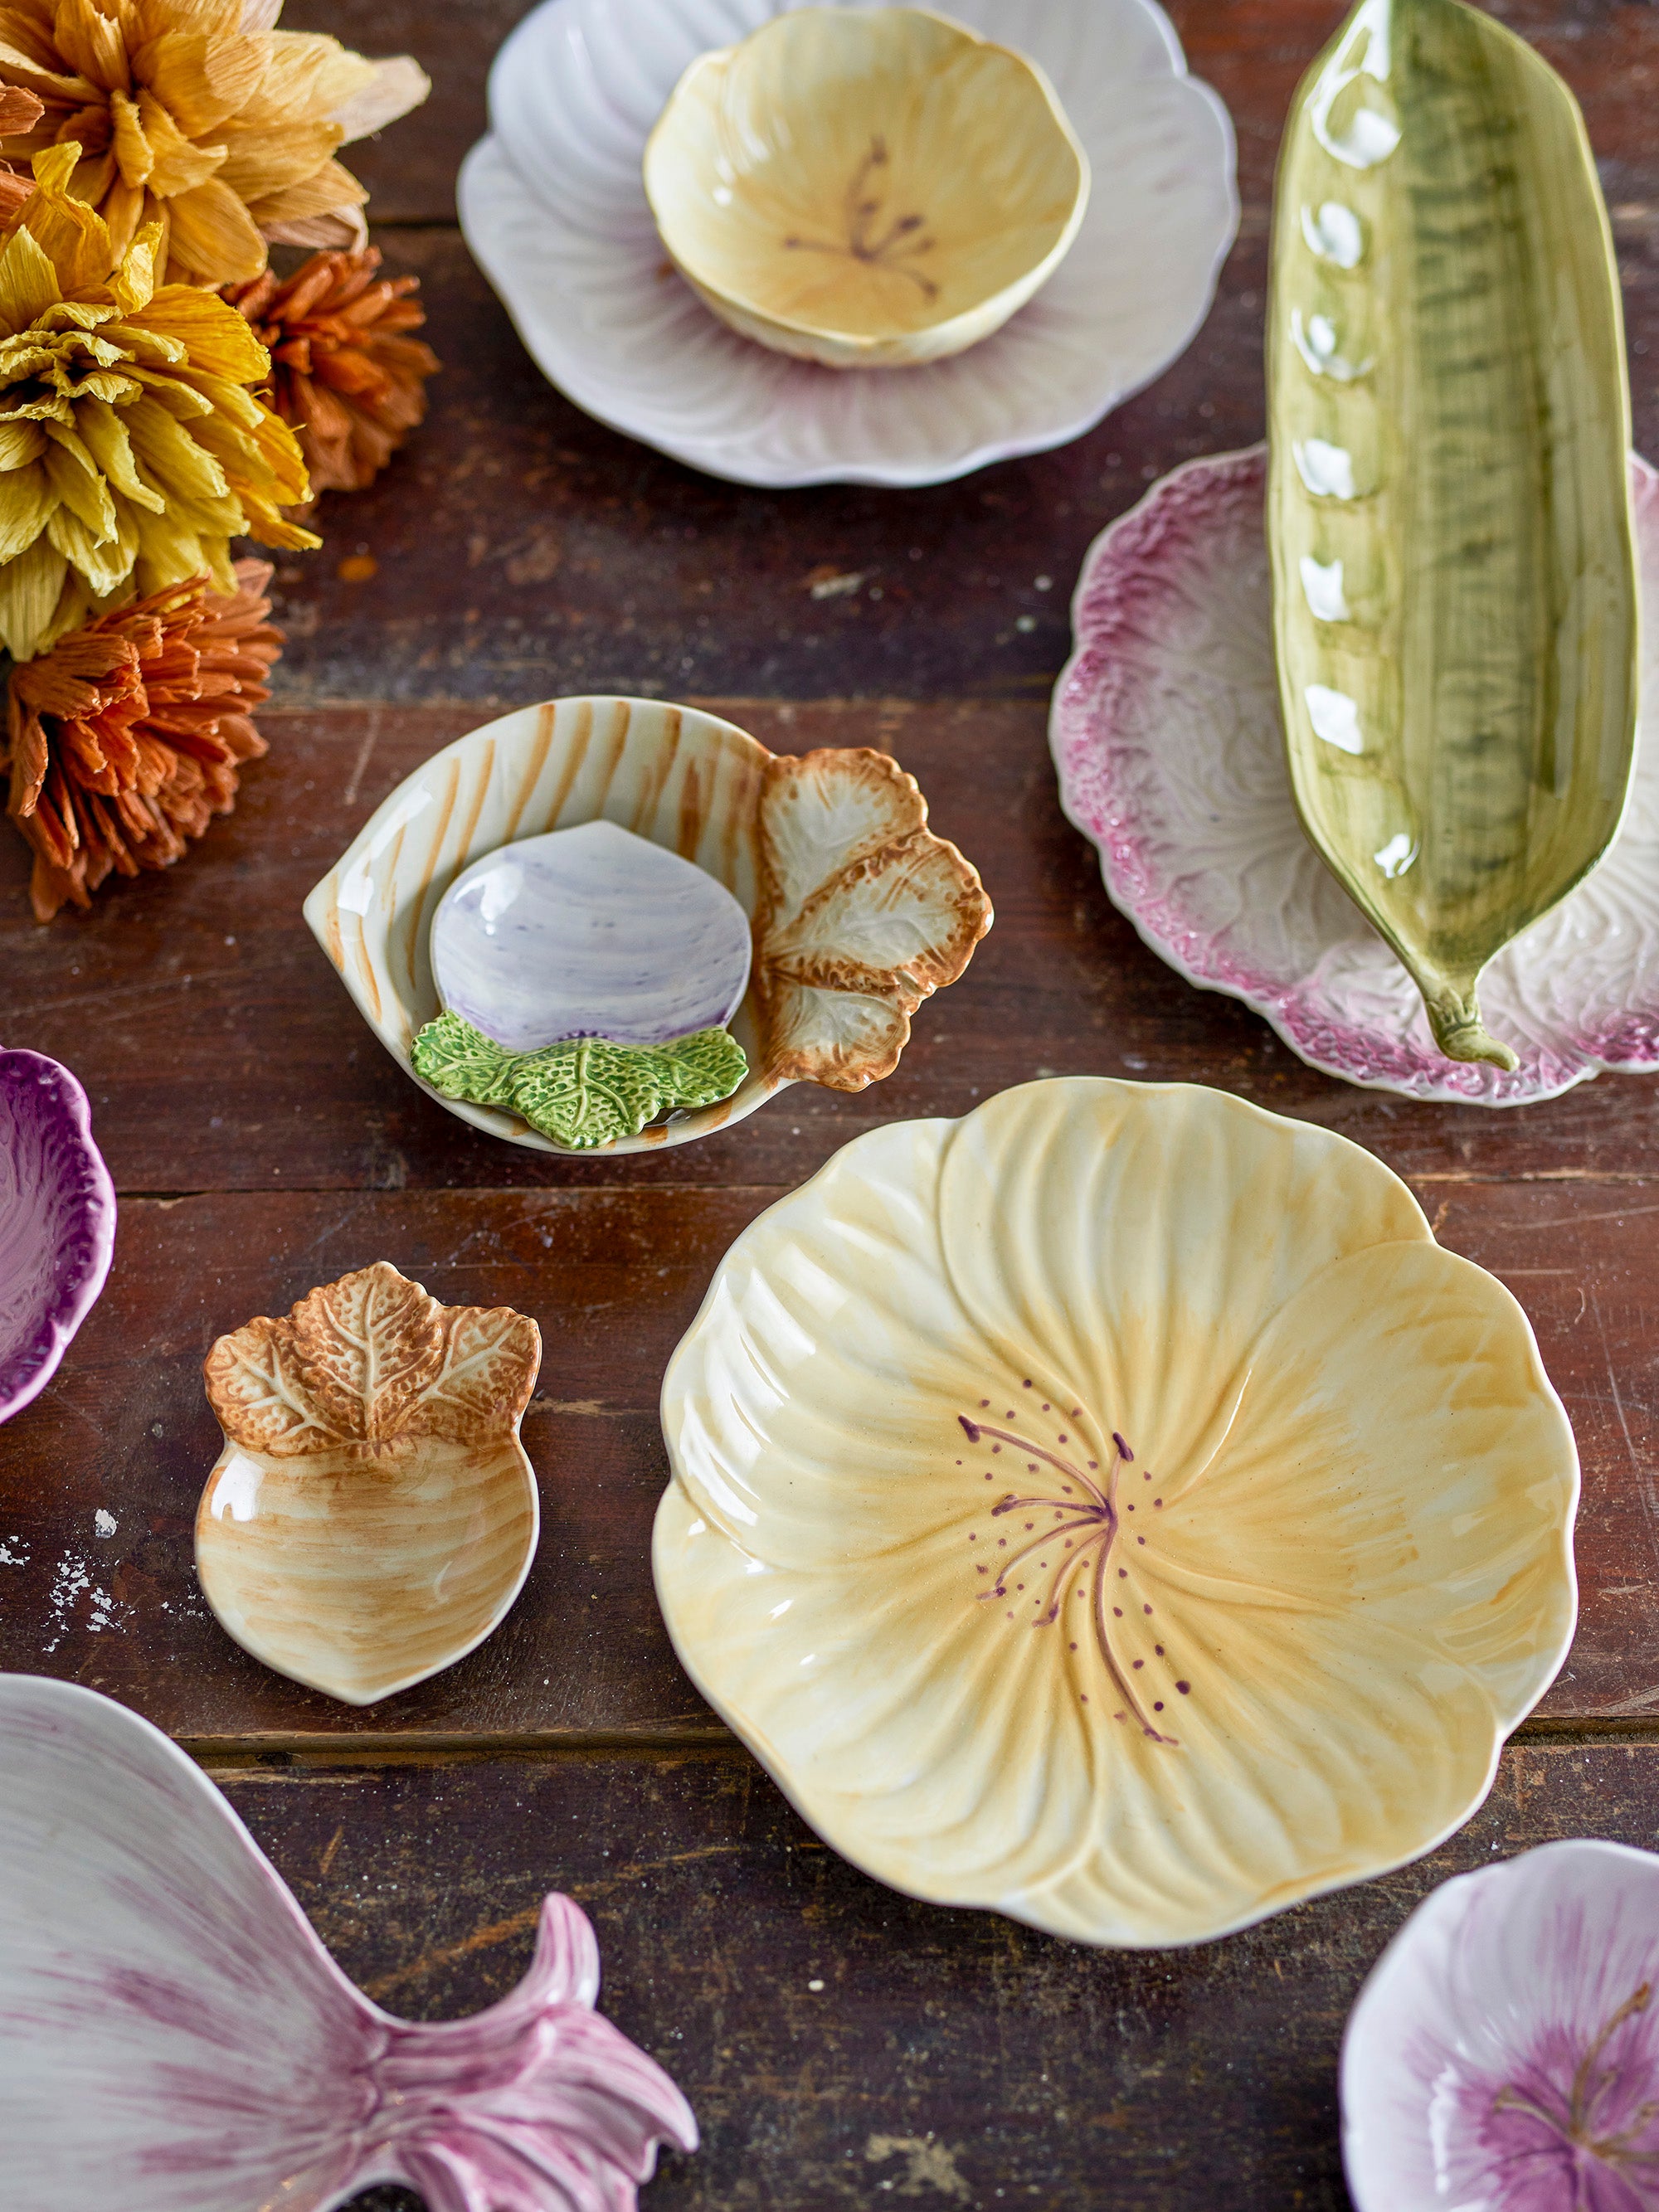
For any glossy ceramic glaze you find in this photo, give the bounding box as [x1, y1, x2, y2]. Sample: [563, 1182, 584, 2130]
[643, 7, 1088, 370]
[304, 697, 990, 1155]
[459, 0, 1234, 486]
[654, 1077, 1579, 1948]
[0, 1674, 698, 2212]
[1342, 1840, 1659, 2210]
[431, 819, 752, 1050]
[1053, 446, 1659, 1106]
[0, 1049, 115, 1424]
[1267, 0, 1638, 1069]
[195, 1263, 542, 1705]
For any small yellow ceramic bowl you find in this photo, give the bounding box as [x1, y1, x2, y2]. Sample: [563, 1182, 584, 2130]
[643, 7, 1090, 370]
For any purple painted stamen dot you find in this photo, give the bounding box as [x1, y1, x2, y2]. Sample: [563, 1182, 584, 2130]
[998, 1539, 1007, 1548]
[1126, 1504, 1135, 1512]
[1113, 1607, 1122, 1617]
[992, 1445, 1001, 1454]
[1176, 1682, 1190, 1694]
[1028, 1462, 1038, 1471]
[1068, 1641, 1078, 1650]
[976, 1565, 987, 1575]
[1137, 1536, 1146, 1545]
[1154, 1702, 1165, 1713]
[980, 1399, 990, 1407]
[1042, 1403, 1050, 1412]
[1154, 1499, 1162, 1508]
[1087, 1461, 1098, 1471]
[957, 1416, 980, 1442]
[1112, 1432, 1133, 1461]
[1007, 1612, 1014, 1619]
[1117, 1568, 1127, 1579]
[1080, 1694, 1088, 1704]
[1058, 1433, 1068, 1443]
[984, 1474, 993, 1482]
[968, 1534, 975, 1541]
[1023, 1379, 1032, 1388]
[1144, 1605, 1153, 1616]
[1114, 1711, 1126, 1722]
[1143, 1471, 1151, 1480]
[1155, 1646, 1164, 1656]
[1132, 1660, 1144, 1670]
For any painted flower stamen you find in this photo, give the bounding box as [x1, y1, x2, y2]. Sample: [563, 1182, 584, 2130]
[1493, 1982, 1659, 2173]
[961, 1414, 1176, 1746]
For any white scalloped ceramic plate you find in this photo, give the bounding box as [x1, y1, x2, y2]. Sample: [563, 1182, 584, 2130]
[654, 1077, 1579, 1948]
[1051, 447, 1659, 1105]
[457, 0, 1237, 488]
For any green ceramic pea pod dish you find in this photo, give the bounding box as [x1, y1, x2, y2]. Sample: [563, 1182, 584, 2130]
[1267, 0, 1639, 1071]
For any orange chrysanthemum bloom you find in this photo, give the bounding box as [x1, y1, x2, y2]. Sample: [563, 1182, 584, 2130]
[226, 247, 439, 505]
[3, 555, 281, 918]
[0, 0, 427, 288]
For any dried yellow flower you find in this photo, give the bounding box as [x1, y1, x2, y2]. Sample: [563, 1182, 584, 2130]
[0, 0, 429, 287]
[0, 139, 319, 662]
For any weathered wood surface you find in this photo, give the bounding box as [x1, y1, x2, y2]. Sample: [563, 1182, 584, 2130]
[2, 1174, 1658, 1736]
[12, 698, 1659, 1192]
[221, 1738, 1659, 2212]
[4, 4, 1659, 2207]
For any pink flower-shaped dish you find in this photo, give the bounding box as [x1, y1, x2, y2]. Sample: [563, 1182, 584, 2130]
[0, 1048, 115, 1422]
[1051, 447, 1659, 1105]
[1343, 1838, 1659, 2211]
[0, 1674, 697, 2212]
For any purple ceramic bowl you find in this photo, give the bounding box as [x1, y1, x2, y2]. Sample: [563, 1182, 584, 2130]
[0, 1050, 115, 1422]
[1343, 1839, 1659, 2210]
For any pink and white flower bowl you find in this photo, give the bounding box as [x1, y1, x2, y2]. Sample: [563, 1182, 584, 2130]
[0, 1675, 697, 2212]
[1051, 446, 1659, 1106]
[1343, 1839, 1659, 2212]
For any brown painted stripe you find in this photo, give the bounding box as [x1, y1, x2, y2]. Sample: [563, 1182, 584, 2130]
[504, 700, 557, 843]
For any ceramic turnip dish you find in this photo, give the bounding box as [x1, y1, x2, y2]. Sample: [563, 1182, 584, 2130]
[0, 1673, 698, 2212]
[1343, 1839, 1659, 2210]
[457, 0, 1235, 487]
[196, 1263, 542, 1706]
[304, 696, 991, 1156]
[1052, 446, 1659, 1105]
[654, 1077, 1579, 1948]
[0, 1047, 115, 1423]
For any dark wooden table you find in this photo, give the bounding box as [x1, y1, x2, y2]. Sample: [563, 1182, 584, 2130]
[5, 3, 1659, 2205]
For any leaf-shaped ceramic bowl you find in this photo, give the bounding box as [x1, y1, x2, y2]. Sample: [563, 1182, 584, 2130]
[0, 1048, 115, 1423]
[1342, 1840, 1659, 2209]
[304, 697, 992, 1155]
[1267, 0, 1638, 1071]
[196, 1263, 542, 1706]
[654, 1077, 1579, 1948]
[643, 7, 1089, 370]
[1052, 445, 1659, 1106]
[0, 1674, 697, 2212]
[460, 0, 1235, 487]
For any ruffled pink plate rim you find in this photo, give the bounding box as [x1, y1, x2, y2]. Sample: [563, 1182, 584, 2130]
[1049, 444, 1659, 1106]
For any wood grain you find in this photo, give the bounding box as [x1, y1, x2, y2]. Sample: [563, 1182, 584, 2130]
[13, 699, 1659, 1194]
[215, 1736, 1659, 2212]
[3, 5, 1657, 2205]
[0, 1176, 1652, 1735]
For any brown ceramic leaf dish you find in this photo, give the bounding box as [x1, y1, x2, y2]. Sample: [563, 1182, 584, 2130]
[196, 1262, 542, 1705]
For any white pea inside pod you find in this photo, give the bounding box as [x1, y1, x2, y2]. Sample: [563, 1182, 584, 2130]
[431, 819, 752, 1049]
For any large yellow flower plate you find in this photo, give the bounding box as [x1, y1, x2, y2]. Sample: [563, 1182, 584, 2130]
[654, 1078, 1578, 1947]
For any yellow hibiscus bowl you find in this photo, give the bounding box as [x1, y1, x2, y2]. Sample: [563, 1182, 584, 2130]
[654, 1079, 1579, 1947]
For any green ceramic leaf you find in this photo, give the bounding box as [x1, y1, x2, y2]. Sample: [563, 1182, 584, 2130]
[411, 1014, 748, 1150]
[1267, 0, 1638, 1069]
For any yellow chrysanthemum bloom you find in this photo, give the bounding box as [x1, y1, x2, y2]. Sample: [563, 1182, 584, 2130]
[0, 0, 428, 288]
[0, 141, 318, 662]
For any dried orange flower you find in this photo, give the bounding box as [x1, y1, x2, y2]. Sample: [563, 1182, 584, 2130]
[226, 247, 439, 504]
[3, 556, 282, 919]
[0, 0, 428, 288]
